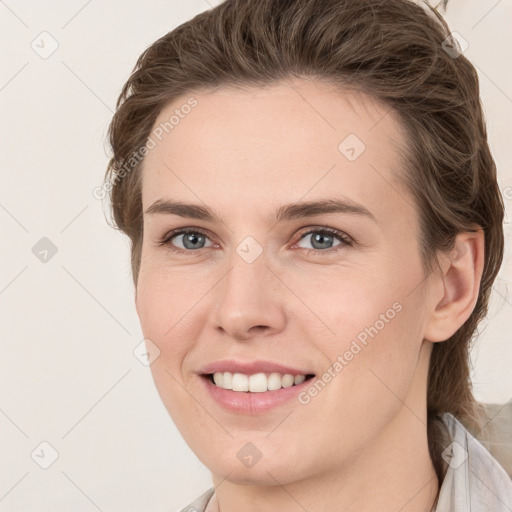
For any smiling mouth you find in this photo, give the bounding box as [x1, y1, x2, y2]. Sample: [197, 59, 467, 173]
[203, 372, 316, 392]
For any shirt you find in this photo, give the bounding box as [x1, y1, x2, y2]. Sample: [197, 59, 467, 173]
[178, 412, 512, 512]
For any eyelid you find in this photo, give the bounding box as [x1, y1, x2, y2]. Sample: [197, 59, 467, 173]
[158, 225, 354, 254]
[293, 226, 354, 253]
[157, 226, 215, 252]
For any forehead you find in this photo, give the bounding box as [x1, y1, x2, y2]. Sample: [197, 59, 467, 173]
[141, 79, 413, 224]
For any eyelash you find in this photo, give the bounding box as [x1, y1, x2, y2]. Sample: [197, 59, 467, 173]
[157, 226, 354, 256]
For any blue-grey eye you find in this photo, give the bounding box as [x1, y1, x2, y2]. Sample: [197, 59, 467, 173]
[297, 229, 345, 250]
[169, 230, 213, 250]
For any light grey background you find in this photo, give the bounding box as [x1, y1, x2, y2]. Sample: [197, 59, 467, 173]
[1, 0, 511, 510]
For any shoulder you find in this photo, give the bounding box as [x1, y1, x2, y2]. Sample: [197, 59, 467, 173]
[177, 487, 215, 512]
[436, 411, 512, 511]
[471, 401, 512, 479]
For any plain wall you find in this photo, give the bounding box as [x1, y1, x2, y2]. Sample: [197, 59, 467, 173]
[1, 0, 511, 510]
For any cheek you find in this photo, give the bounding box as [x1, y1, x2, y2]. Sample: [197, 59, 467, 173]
[287, 263, 404, 353]
[305, 260, 426, 403]
[307, 306, 423, 463]
[135, 268, 199, 371]
[136, 271, 205, 426]
[136, 257, 213, 331]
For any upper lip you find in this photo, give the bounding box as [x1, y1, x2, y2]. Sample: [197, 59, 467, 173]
[199, 359, 315, 376]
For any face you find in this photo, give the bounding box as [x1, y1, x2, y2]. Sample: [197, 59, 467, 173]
[135, 79, 437, 486]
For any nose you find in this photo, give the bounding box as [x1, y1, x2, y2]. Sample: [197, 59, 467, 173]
[211, 254, 287, 342]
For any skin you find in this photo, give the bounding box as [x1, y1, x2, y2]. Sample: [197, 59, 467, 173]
[135, 78, 484, 512]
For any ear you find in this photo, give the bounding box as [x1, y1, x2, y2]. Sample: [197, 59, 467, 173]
[423, 226, 485, 343]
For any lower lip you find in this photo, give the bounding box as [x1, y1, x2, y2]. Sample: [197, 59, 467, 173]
[199, 375, 315, 414]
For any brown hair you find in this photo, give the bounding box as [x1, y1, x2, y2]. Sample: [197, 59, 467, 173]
[103, 0, 505, 483]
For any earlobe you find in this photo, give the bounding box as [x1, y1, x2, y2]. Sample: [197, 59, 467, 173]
[423, 227, 485, 343]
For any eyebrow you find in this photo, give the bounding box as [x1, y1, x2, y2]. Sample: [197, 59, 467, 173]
[144, 198, 377, 225]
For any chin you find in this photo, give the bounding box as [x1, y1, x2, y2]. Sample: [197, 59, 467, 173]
[203, 448, 311, 487]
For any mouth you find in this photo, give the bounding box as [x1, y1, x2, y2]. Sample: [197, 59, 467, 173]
[202, 372, 316, 392]
[199, 371, 317, 414]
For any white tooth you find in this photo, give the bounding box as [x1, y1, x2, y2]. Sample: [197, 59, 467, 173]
[282, 374, 294, 388]
[232, 373, 249, 391]
[213, 372, 224, 387]
[249, 373, 268, 392]
[221, 371, 233, 389]
[212, 371, 308, 391]
[267, 373, 282, 391]
[294, 374, 306, 385]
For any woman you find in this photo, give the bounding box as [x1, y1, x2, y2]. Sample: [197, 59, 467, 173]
[103, 0, 512, 510]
